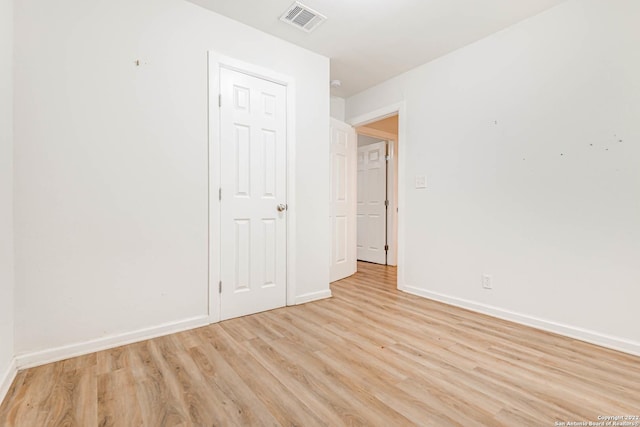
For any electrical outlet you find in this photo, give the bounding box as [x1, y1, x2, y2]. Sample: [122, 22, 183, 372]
[415, 175, 427, 189]
[482, 274, 492, 290]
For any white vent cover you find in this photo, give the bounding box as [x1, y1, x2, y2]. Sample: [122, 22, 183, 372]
[279, 2, 326, 33]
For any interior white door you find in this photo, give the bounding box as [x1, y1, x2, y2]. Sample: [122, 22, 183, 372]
[357, 141, 387, 265]
[329, 119, 357, 283]
[219, 67, 287, 321]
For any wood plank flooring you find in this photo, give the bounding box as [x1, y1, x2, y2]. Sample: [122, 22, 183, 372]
[1, 261, 639, 426]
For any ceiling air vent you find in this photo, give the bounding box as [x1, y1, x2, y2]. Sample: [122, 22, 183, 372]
[279, 2, 326, 33]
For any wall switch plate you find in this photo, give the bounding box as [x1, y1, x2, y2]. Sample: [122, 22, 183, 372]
[482, 274, 492, 289]
[415, 175, 427, 189]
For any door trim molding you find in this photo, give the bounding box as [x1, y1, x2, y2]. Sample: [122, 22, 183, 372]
[386, 138, 398, 266]
[207, 52, 297, 323]
[349, 102, 406, 289]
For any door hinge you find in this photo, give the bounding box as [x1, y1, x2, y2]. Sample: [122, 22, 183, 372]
[385, 155, 390, 161]
[219, 281, 222, 294]
[219, 188, 222, 201]
[384, 199, 389, 207]
[218, 94, 222, 107]
[384, 244, 389, 251]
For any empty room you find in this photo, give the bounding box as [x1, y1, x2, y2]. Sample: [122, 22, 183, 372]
[1, 0, 639, 425]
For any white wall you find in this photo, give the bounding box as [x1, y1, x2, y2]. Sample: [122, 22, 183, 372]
[0, 0, 15, 396]
[13, 0, 329, 357]
[347, 0, 640, 353]
[330, 96, 346, 121]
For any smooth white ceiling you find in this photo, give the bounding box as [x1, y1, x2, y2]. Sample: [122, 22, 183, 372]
[188, 0, 567, 97]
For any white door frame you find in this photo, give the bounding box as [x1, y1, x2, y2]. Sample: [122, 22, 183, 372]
[349, 102, 406, 288]
[208, 52, 297, 323]
[387, 138, 398, 266]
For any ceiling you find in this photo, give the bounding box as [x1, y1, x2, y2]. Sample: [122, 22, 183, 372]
[358, 115, 399, 137]
[188, 0, 567, 97]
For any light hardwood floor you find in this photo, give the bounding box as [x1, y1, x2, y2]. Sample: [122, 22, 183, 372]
[1, 262, 639, 426]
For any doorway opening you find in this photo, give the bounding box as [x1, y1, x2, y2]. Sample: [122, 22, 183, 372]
[355, 115, 399, 267]
[329, 102, 405, 288]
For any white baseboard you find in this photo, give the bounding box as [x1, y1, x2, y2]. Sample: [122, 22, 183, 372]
[15, 315, 210, 370]
[294, 289, 332, 305]
[0, 358, 17, 407]
[11, 290, 333, 372]
[401, 285, 640, 357]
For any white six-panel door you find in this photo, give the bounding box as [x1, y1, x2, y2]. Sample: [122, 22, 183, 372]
[357, 141, 387, 265]
[329, 119, 357, 282]
[219, 67, 287, 321]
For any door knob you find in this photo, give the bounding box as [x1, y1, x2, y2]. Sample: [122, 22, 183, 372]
[277, 204, 287, 212]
